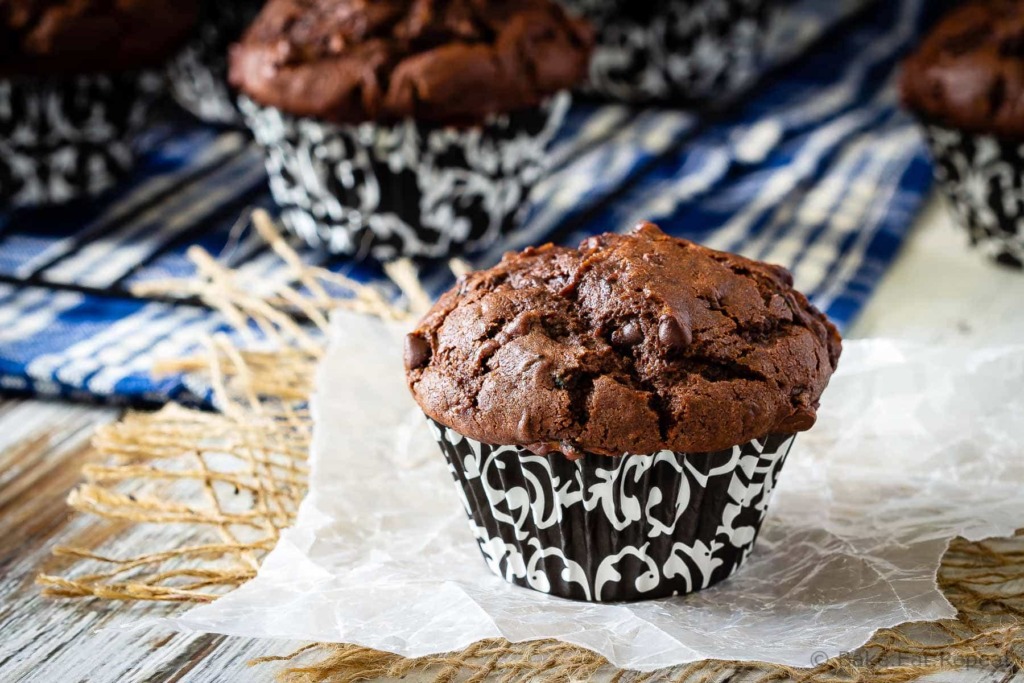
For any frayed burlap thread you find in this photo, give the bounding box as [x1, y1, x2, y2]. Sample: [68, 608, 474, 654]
[37, 211, 1024, 681]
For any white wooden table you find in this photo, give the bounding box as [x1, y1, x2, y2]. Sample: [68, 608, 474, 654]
[0, 194, 1021, 682]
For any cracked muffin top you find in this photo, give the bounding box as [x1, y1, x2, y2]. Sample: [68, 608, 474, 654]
[405, 223, 842, 459]
[901, 0, 1024, 139]
[228, 0, 593, 125]
[0, 0, 199, 76]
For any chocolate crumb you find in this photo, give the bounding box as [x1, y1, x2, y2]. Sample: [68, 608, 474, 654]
[403, 333, 432, 371]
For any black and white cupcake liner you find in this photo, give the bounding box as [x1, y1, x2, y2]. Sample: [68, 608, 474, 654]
[560, 0, 773, 104]
[0, 72, 156, 208]
[167, 0, 265, 126]
[429, 418, 794, 602]
[924, 124, 1024, 270]
[239, 93, 570, 261]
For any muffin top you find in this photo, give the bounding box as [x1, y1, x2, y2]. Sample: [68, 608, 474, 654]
[0, 0, 199, 76]
[229, 0, 593, 125]
[902, 0, 1024, 139]
[405, 223, 842, 459]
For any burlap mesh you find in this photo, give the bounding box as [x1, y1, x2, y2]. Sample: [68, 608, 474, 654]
[36, 211, 1024, 681]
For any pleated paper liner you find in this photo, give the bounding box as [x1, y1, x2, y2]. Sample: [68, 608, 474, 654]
[238, 92, 571, 261]
[923, 123, 1024, 270]
[0, 72, 157, 208]
[166, 0, 265, 126]
[559, 0, 774, 104]
[430, 417, 794, 602]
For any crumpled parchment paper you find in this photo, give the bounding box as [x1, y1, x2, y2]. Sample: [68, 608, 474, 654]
[169, 312, 1024, 671]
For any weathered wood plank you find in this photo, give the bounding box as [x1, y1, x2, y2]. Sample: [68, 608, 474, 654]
[0, 398, 302, 683]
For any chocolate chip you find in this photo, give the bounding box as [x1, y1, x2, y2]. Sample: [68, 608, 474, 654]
[526, 441, 560, 456]
[777, 409, 817, 432]
[771, 264, 794, 287]
[560, 440, 586, 461]
[658, 314, 692, 353]
[473, 339, 499, 367]
[1000, 31, 1024, 58]
[942, 23, 992, 55]
[989, 75, 1007, 116]
[768, 294, 794, 322]
[526, 440, 585, 460]
[403, 333, 432, 371]
[611, 320, 643, 347]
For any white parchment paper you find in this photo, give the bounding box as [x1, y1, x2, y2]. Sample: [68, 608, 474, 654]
[169, 312, 1024, 670]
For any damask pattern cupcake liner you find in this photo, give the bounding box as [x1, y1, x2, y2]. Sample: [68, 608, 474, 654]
[924, 124, 1024, 270]
[240, 93, 570, 261]
[167, 0, 265, 126]
[167, 42, 241, 126]
[0, 73, 154, 208]
[559, 0, 772, 104]
[430, 419, 795, 602]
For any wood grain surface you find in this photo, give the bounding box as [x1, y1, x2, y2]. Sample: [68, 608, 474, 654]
[0, 399, 303, 683]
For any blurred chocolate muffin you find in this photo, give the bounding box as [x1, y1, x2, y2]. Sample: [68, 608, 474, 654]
[167, 0, 265, 126]
[0, 0, 199, 207]
[0, 0, 197, 75]
[230, 0, 593, 259]
[902, 0, 1024, 268]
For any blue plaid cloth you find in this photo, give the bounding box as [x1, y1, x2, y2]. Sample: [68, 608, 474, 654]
[0, 0, 938, 407]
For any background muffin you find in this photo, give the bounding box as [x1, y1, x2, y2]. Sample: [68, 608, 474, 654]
[0, 0, 198, 207]
[406, 223, 841, 601]
[558, 0, 774, 104]
[229, 0, 593, 260]
[902, 0, 1024, 269]
[167, 0, 265, 126]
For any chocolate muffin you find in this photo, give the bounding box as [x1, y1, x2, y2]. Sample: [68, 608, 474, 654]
[0, 0, 199, 207]
[406, 223, 841, 602]
[901, 0, 1024, 269]
[229, 0, 593, 260]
